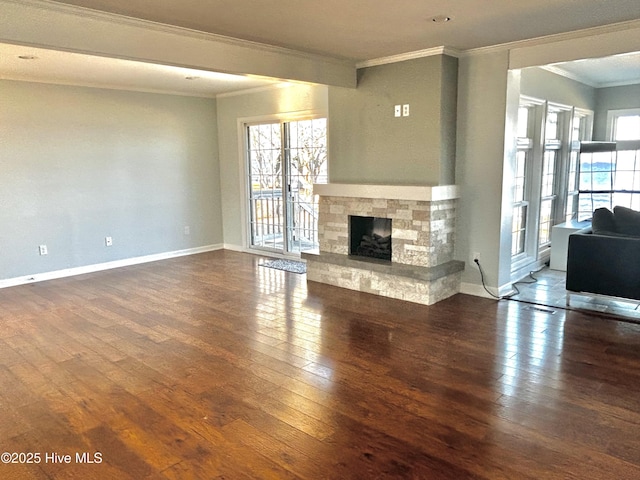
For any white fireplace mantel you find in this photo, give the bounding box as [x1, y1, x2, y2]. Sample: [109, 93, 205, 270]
[313, 183, 459, 202]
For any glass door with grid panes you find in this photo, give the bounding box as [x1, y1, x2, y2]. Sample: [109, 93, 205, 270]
[246, 118, 327, 254]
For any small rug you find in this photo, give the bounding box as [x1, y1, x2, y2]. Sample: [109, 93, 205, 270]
[260, 259, 307, 274]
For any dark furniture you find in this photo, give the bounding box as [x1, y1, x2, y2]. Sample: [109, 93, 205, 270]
[566, 206, 640, 304]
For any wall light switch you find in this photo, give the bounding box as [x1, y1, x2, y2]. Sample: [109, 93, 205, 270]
[402, 104, 410, 117]
[394, 105, 402, 117]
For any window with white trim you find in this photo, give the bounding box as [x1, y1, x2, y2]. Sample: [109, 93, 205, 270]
[608, 109, 640, 141]
[576, 109, 640, 219]
[511, 96, 593, 271]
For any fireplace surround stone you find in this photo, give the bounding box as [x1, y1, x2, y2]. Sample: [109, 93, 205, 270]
[302, 184, 464, 305]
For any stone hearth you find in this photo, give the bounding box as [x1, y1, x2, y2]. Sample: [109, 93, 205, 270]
[302, 184, 464, 305]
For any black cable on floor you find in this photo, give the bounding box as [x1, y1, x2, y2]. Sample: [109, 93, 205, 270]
[473, 259, 640, 325]
[504, 266, 545, 298]
[473, 259, 502, 300]
[473, 259, 544, 300]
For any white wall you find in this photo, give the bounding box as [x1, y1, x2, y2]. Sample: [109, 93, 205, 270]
[0, 80, 222, 281]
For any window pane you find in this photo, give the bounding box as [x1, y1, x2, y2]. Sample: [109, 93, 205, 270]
[512, 206, 527, 256]
[517, 107, 530, 138]
[567, 151, 578, 192]
[592, 193, 613, 211]
[615, 115, 640, 141]
[539, 199, 553, 245]
[565, 194, 577, 222]
[613, 170, 638, 191]
[514, 151, 527, 202]
[545, 112, 558, 141]
[572, 115, 582, 142]
[541, 151, 556, 197]
[616, 149, 638, 171]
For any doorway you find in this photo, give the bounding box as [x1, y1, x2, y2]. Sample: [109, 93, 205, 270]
[246, 117, 327, 254]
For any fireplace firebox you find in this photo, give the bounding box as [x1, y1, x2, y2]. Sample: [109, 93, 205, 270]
[349, 216, 392, 261]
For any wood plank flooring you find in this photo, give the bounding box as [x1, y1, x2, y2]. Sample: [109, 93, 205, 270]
[1, 249, 639, 479]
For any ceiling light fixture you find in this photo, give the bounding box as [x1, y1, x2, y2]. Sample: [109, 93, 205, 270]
[18, 55, 38, 60]
[431, 15, 451, 23]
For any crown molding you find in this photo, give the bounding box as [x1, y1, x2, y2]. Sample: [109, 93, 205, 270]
[539, 64, 640, 89]
[460, 18, 640, 58]
[354, 19, 639, 68]
[539, 65, 596, 87]
[4, 0, 638, 84]
[356, 46, 462, 68]
[6, 0, 352, 68]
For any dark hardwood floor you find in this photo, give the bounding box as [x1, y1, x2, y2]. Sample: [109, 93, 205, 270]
[1, 250, 639, 479]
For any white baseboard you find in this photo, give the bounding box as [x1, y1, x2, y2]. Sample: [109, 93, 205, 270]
[459, 281, 515, 299]
[222, 243, 246, 253]
[0, 244, 224, 289]
[460, 282, 496, 299]
[223, 243, 306, 262]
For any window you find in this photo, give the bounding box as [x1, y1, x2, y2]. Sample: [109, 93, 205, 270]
[538, 105, 571, 251]
[576, 110, 640, 220]
[565, 110, 591, 222]
[512, 150, 528, 256]
[577, 142, 617, 220]
[511, 101, 538, 259]
[510, 96, 594, 274]
[608, 109, 640, 141]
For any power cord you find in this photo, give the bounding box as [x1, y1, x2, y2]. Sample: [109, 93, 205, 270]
[473, 258, 544, 300]
[473, 258, 502, 299]
[506, 267, 544, 297]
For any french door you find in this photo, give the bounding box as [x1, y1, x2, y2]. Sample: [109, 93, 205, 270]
[246, 117, 327, 254]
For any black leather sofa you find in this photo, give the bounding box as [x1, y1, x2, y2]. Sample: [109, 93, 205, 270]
[566, 228, 640, 302]
[566, 206, 640, 303]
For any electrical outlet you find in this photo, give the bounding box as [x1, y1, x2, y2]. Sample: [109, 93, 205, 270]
[39, 245, 48, 255]
[105, 236, 113, 247]
[394, 105, 401, 117]
[184, 226, 190, 235]
[472, 252, 481, 263]
[402, 104, 410, 117]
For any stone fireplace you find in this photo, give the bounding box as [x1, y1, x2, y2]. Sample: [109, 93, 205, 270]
[302, 184, 464, 305]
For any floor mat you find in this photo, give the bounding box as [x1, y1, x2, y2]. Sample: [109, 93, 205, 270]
[259, 259, 307, 274]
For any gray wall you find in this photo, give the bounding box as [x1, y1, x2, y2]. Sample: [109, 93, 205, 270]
[0, 80, 221, 280]
[216, 84, 328, 248]
[328, 55, 458, 185]
[594, 83, 640, 140]
[520, 67, 596, 109]
[455, 50, 512, 289]
[440, 55, 459, 185]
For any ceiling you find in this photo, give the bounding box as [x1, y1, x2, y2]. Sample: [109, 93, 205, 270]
[0, 43, 283, 97]
[545, 52, 640, 88]
[1, 0, 639, 95]
[36, 0, 640, 60]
